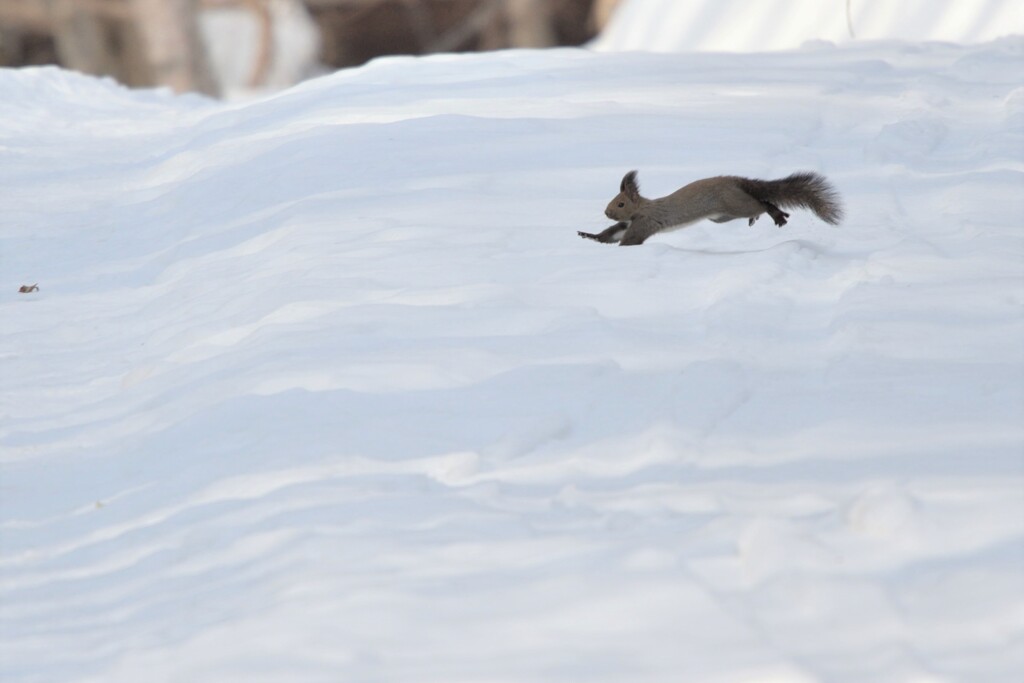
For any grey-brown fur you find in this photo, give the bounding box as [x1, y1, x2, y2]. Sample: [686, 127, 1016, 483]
[578, 170, 843, 246]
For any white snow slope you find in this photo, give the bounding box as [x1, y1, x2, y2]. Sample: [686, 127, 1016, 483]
[2, 38, 1024, 683]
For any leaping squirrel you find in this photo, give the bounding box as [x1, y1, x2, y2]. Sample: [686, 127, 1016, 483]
[579, 170, 843, 246]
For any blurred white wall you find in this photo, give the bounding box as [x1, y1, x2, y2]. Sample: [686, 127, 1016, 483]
[201, 0, 321, 97]
[593, 0, 1024, 52]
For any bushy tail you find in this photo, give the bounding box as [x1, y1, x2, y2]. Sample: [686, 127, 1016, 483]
[739, 172, 844, 225]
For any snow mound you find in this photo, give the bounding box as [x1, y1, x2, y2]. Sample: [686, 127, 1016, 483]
[2, 38, 1023, 683]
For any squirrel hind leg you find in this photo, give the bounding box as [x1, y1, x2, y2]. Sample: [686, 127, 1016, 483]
[762, 202, 790, 227]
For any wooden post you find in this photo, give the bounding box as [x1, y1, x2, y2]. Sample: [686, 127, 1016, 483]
[50, 0, 120, 78]
[590, 0, 622, 31]
[131, 0, 218, 96]
[504, 0, 555, 48]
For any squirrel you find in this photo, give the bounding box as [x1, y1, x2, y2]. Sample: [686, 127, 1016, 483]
[578, 170, 843, 246]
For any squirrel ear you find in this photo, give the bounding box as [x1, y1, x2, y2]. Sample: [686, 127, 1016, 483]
[621, 170, 640, 200]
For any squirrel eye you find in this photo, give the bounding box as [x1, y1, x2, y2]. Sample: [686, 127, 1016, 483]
[617, 202, 625, 208]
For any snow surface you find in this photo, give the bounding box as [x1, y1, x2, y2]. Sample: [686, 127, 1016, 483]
[596, 0, 1024, 52]
[2, 37, 1024, 683]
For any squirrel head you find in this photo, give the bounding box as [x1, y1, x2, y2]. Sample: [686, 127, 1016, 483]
[605, 170, 642, 220]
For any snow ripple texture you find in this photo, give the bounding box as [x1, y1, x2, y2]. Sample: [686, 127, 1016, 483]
[2, 39, 1023, 683]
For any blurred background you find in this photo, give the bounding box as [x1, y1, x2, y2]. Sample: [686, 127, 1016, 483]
[0, 0, 618, 97]
[0, 0, 1019, 98]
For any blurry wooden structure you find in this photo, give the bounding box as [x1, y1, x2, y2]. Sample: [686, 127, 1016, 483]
[0, 0, 218, 95]
[307, 0, 601, 68]
[589, 0, 621, 31]
[0, 0, 621, 95]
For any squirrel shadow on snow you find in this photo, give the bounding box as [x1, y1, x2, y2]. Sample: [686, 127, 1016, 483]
[579, 170, 843, 246]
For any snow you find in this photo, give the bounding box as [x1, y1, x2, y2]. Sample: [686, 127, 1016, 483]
[2, 35, 1024, 683]
[595, 0, 1024, 52]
